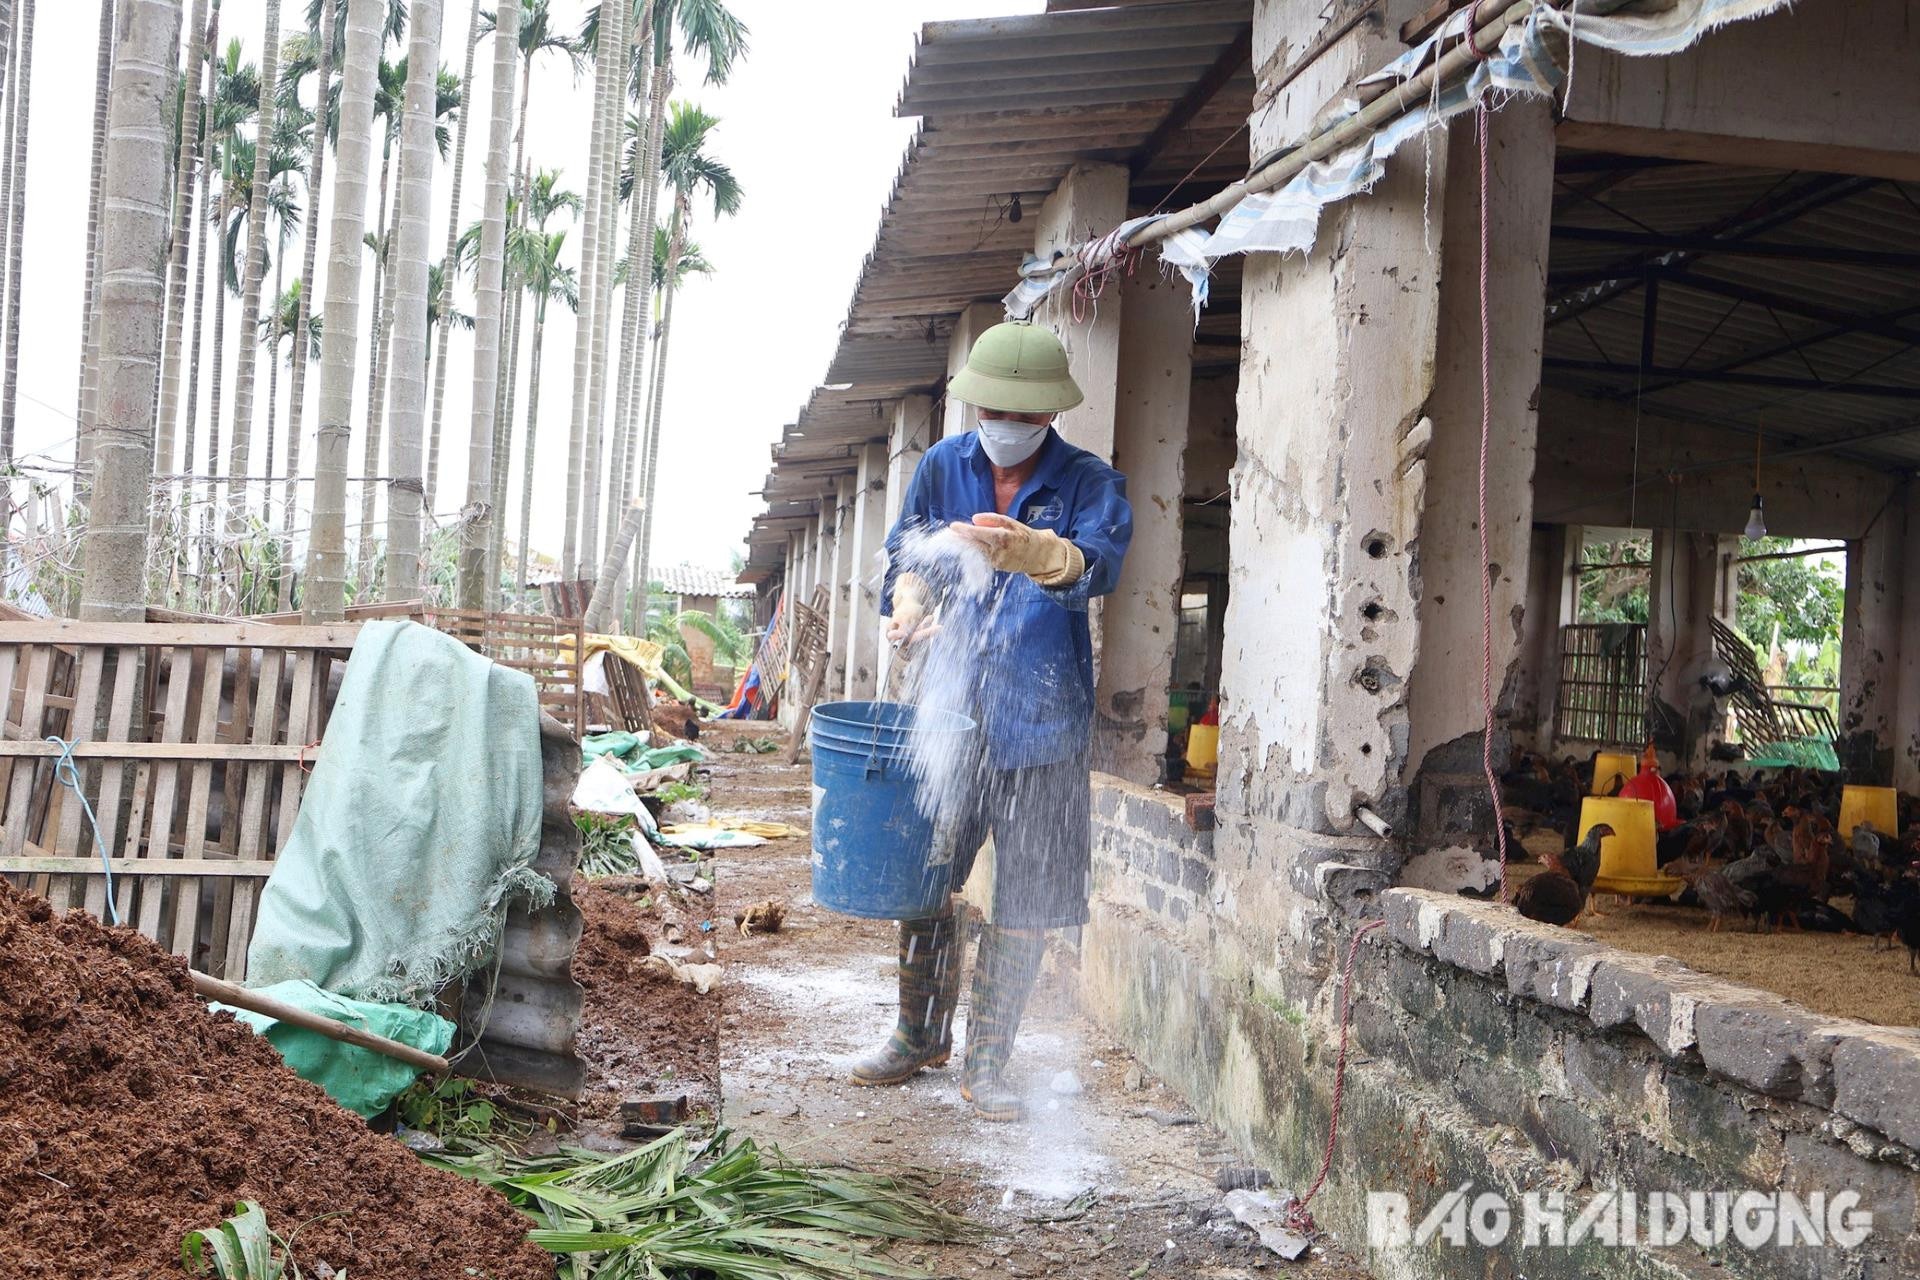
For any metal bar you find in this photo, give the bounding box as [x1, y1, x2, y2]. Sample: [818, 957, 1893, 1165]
[1734, 543, 1848, 564]
[1130, 24, 1252, 175]
[1550, 227, 1920, 272]
[1543, 358, 1920, 400]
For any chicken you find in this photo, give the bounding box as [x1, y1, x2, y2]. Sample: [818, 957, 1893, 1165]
[1657, 814, 1724, 868]
[1562, 823, 1612, 895]
[1850, 824, 1884, 881]
[1899, 891, 1920, 975]
[1672, 858, 1757, 933]
[1850, 876, 1909, 948]
[1722, 846, 1781, 889]
[1719, 800, 1753, 858]
[1514, 852, 1586, 927]
[1755, 835, 1831, 931]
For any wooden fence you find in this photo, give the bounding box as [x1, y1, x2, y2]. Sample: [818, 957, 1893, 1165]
[428, 609, 588, 737]
[0, 621, 357, 978]
[1552, 623, 1648, 745]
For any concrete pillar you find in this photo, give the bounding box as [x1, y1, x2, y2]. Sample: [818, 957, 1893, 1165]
[1648, 528, 1723, 766]
[1513, 524, 1576, 749]
[843, 443, 888, 701]
[1403, 104, 1557, 845]
[1033, 162, 1128, 462]
[824, 481, 853, 697]
[877, 395, 934, 691]
[943, 303, 1004, 440]
[1896, 482, 1920, 791]
[1840, 497, 1907, 783]
[1093, 270, 1193, 786]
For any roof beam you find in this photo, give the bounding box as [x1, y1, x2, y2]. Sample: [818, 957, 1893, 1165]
[1549, 227, 1920, 280]
[1129, 24, 1252, 176]
[1543, 358, 1920, 401]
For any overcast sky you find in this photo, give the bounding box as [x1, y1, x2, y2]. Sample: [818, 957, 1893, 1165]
[13, 0, 1042, 580]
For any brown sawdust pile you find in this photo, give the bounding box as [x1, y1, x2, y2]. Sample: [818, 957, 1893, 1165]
[571, 878, 719, 1120]
[0, 881, 552, 1280]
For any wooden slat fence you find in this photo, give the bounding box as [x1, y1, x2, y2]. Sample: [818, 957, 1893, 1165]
[1553, 622, 1647, 745]
[0, 621, 357, 978]
[429, 609, 588, 737]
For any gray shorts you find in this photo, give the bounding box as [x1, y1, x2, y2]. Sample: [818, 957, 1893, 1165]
[940, 754, 1092, 930]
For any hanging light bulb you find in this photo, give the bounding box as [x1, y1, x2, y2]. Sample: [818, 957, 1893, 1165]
[1742, 431, 1767, 541]
[1007, 193, 1023, 224]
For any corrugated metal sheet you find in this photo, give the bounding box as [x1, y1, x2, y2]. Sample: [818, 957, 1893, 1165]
[743, 1, 1255, 561]
[455, 713, 585, 1099]
[1545, 155, 1920, 470]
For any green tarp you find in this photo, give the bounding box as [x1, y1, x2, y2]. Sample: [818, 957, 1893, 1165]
[245, 620, 550, 1006]
[582, 731, 705, 775]
[214, 980, 455, 1118]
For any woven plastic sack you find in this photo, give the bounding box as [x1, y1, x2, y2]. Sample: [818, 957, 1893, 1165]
[214, 979, 454, 1118]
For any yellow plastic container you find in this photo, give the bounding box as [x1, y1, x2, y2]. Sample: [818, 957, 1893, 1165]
[1838, 786, 1899, 840]
[1581, 797, 1682, 897]
[1185, 723, 1219, 776]
[1590, 752, 1638, 797]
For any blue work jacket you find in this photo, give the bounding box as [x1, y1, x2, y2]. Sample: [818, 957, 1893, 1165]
[881, 428, 1133, 769]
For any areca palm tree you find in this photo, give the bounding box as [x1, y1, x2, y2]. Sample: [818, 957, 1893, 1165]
[426, 0, 484, 513]
[0, 0, 34, 465]
[304, 0, 386, 620]
[226, 0, 285, 540]
[73, 0, 113, 460]
[383, 0, 444, 600]
[631, 101, 738, 594]
[198, 42, 260, 510]
[81, 0, 182, 618]
[157, 0, 213, 484]
[509, 217, 577, 604]
[259, 277, 322, 527]
[457, 0, 520, 608]
[279, 0, 333, 536]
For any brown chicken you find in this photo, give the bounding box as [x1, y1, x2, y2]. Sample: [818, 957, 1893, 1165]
[1672, 858, 1757, 933]
[1720, 800, 1752, 857]
[1515, 851, 1587, 927]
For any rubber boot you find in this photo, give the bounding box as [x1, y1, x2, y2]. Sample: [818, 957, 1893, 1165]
[961, 926, 1047, 1122]
[850, 908, 965, 1086]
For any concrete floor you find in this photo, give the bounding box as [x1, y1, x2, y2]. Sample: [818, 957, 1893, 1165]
[702, 720, 1376, 1279]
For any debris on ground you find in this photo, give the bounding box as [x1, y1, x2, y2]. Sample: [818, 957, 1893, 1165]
[571, 880, 720, 1123]
[1221, 1188, 1312, 1261]
[733, 900, 788, 936]
[0, 882, 550, 1280]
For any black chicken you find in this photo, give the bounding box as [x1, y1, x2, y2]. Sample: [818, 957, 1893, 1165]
[1514, 852, 1586, 927]
[1562, 823, 1612, 895]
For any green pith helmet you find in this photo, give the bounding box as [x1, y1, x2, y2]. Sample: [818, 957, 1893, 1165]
[947, 321, 1085, 414]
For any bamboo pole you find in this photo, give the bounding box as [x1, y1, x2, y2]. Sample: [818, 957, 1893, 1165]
[191, 968, 451, 1073]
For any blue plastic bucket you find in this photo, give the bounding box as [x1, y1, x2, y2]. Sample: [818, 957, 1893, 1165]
[809, 700, 975, 920]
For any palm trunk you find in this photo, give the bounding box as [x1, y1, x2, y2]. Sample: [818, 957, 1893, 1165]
[224, 0, 282, 544]
[260, 251, 284, 528]
[634, 214, 683, 595]
[0, 2, 21, 469]
[425, 0, 481, 512]
[455, 0, 516, 608]
[80, 0, 182, 620]
[0, 0, 28, 464]
[514, 292, 547, 610]
[578, 0, 627, 580]
[607, 52, 662, 579]
[282, 0, 333, 537]
[74, 0, 115, 469]
[155, 0, 209, 479]
[180, 0, 218, 496]
[206, 152, 229, 510]
[562, 0, 618, 579]
[383, 0, 442, 600]
[584, 500, 642, 633]
[355, 139, 394, 573]
[486, 263, 520, 608]
[303, 0, 383, 621]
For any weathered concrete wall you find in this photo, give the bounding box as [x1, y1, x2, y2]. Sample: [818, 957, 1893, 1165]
[825, 478, 854, 697]
[1513, 524, 1575, 747]
[1404, 103, 1556, 845]
[1034, 163, 1127, 463]
[1647, 529, 1732, 765]
[1078, 791, 1920, 1278]
[1184, 370, 1237, 503]
[943, 302, 1003, 440]
[1561, 0, 1920, 181]
[875, 395, 934, 689]
[842, 442, 888, 701]
[1840, 496, 1907, 785]
[1899, 484, 1920, 793]
[1094, 270, 1193, 785]
[1535, 389, 1902, 540]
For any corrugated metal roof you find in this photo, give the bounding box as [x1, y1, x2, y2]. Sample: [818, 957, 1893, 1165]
[742, 1, 1255, 564]
[659, 564, 756, 599]
[1544, 156, 1920, 471]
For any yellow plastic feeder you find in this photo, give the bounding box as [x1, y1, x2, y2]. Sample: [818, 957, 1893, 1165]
[1185, 723, 1219, 777]
[1591, 752, 1638, 797]
[1838, 786, 1898, 840]
[1581, 796, 1682, 897]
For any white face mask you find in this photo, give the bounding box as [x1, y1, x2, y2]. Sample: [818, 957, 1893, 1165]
[975, 417, 1050, 467]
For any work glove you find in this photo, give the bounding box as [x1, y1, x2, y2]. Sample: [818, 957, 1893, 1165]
[949, 513, 1086, 588]
[885, 571, 938, 648]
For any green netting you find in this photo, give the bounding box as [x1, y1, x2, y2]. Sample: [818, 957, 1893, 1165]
[1746, 736, 1840, 772]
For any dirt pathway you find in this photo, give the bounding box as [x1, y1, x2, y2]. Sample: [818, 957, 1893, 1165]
[701, 721, 1374, 1279]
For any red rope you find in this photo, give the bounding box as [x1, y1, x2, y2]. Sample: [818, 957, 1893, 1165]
[1474, 102, 1511, 904]
[1283, 917, 1387, 1236]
